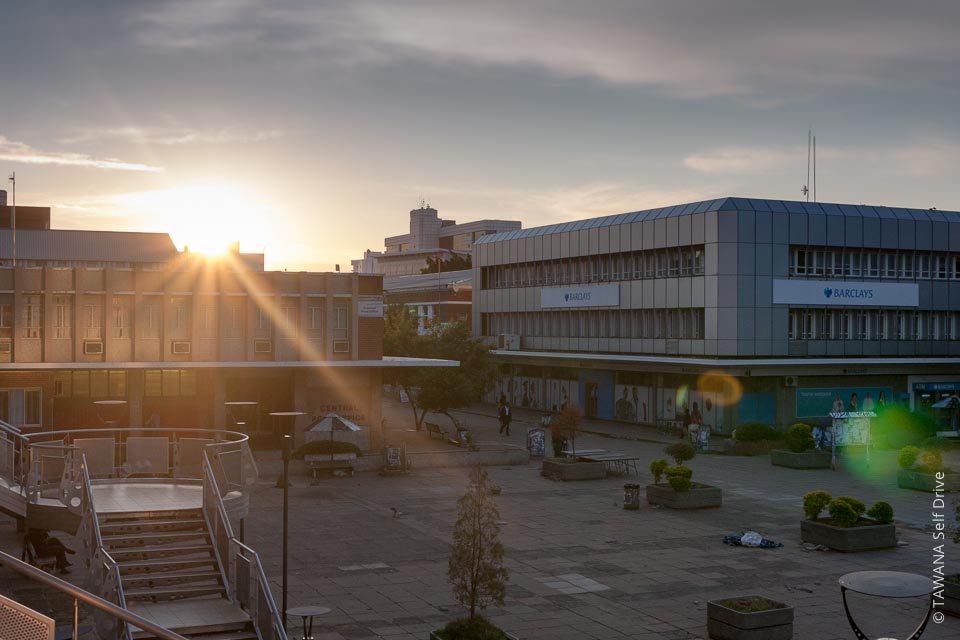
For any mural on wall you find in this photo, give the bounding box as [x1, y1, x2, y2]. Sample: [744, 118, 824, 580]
[613, 385, 651, 424]
[796, 387, 894, 418]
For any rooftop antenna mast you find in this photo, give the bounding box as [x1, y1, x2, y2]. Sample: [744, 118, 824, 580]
[7, 171, 15, 267]
[802, 130, 811, 202]
[812, 133, 817, 202]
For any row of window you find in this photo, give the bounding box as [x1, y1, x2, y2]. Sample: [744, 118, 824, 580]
[0, 260, 165, 269]
[0, 296, 346, 340]
[482, 308, 706, 340]
[790, 247, 960, 280]
[0, 388, 42, 426]
[54, 370, 128, 398]
[787, 309, 960, 341]
[481, 245, 706, 289]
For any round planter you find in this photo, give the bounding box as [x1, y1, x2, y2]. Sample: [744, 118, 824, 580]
[707, 596, 794, 640]
[541, 459, 607, 481]
[770, 449, 832, 469]
[896, 469, 960, 492]
[646, 483, 722, 509]
[800, 518, 896, 552]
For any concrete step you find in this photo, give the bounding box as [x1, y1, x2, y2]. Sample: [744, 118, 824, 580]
[119, 557, 218, 575]
[100, 517, 206, 535]
[122, 569, 223, 590]
[124, 584, 226, 602]
[99, 508, 204, 523]
[103, 530, 210, 549]
[131, 620, 251, 640]
[110, 543, 214, 563]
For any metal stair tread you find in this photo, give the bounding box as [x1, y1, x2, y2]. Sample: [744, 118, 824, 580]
[118, 557, 218, 572]
[102, 530, 210, 545]
[110, 543, 215, 560]
[130, 619, 251, 640]
[99, 518, 206, 531]
[123, 568, 223, 585]
[124, 585, 226, 600]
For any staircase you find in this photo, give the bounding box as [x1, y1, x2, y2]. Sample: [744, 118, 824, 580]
[97, 508, 258, 640]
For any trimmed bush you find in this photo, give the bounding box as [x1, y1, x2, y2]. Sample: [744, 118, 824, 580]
[435, 616, 509, 640]
[649, 459, 670, 485]
[665, 465, 693, 492]
[786, 423, 815, 453]
[803, 490, 832, 520]
[898, 446, 920, 470]
[664, 441, 695, 465]
[828, 499, 859, 528]
[867, 501, 894, 524]
[917, 449, 943, 473]
[834, 495, 866, 516]
[921, 436, 953, 452]
[292, 440, 362, 459]
[735, 422, 778, 442]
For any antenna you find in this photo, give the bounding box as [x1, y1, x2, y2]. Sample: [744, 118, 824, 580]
[803, 129, 811, 202]
[812, 133, 817, 202]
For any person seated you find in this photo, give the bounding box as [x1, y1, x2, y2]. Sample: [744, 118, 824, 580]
[28, 528, 74, 574]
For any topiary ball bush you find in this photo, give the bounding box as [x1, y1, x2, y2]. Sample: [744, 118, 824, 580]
[665, 465, 693, 492]
[803, 490, 832, 519]
[866, 501, 894, 524]
[834, 495, 866, 516]
[897, 446, 920, 470]
[664, 441, 695, 465]
[921, 436, 953, 452]
[917, 449, 943, 473]
[828, 499, 859, 528]
[786, 423, 815, 453]
[735, 422, 776, 442]
[649, 459, 670, 485]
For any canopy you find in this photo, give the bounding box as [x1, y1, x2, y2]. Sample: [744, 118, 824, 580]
[931, 395, 960, 410]
[305, 413, 362, 433]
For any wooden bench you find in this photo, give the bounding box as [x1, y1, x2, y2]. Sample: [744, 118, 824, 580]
[305, 454, 356, 478]
[425, 422, 448, 440]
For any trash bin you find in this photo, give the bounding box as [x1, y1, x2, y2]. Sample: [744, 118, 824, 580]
[623, 483, 640, 510]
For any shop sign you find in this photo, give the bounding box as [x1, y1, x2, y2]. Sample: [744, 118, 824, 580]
[541, 283, 619, 309]
[772, 280, 918, 307]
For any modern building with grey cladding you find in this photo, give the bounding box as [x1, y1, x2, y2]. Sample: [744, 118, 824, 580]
[472, 197, 960, 430]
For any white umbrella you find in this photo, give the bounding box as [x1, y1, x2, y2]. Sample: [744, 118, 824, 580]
[305, 414, 362, 466]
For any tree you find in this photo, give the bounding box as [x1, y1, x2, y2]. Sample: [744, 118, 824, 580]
[551, 405, 582, 456]
[421, 253, 472, 274]
[448, 466, 507, 620]
[383, 305, 494, 431]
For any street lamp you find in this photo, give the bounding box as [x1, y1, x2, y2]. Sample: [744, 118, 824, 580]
[270, 411, 305, 631]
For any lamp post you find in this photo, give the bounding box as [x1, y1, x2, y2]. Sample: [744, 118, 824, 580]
[270, 411, 305, 631]
[225, 401, 258, 542]
[7, 171, 14, 267]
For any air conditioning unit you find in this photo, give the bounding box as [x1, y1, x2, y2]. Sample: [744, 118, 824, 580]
[497, 334, 520, 351]
[0, 341, 10, 354]
[783, 375, 798, 387]
[171, 341, 192, 355]
[254, 340, 273, 353]
[84, 341, 104, 355]
[333, 340, 350, 353]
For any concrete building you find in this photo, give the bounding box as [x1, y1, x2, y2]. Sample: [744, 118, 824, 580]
[383, 269, 472, 334]
[352, 205, 521, 276]
[473, 197, 960, 430]
[0, 211, 451, 451]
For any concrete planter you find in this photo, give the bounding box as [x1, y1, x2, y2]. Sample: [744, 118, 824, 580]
[707, 597, 794, 640]
[646, 483, 722, 509]
[722, 439, 774, 456]
[430, 629, 519, 640]
[943, 576, 960, 617]
[541, 459, 607, 481]
[770, 449, 832, 469]
[800, 518, 896, 552]
[896, 469, 960, 492]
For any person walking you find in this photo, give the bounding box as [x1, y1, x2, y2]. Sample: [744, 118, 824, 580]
[500, 401, 512, 436]
[498, 398, 507, 435]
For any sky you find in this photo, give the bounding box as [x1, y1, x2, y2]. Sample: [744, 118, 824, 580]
[2, 0, 959, 271]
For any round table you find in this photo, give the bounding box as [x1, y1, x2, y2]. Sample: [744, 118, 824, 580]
[286, 605, 331, 640]
[839, 571, 935, 640]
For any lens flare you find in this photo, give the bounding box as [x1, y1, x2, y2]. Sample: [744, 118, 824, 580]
[696, 370, 743, 407]
[676, 384, 689, 409]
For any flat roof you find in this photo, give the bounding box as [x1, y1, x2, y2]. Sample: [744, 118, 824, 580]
[0, 356, 458, 370]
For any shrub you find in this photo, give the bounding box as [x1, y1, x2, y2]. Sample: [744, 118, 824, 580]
[828, 499, 859, 528]
[921, 436, 953, 452]
[664, 441, 695, 465]
[435, 616, 508, 640]
[803, 490, 832, 519]
[875, 406, 940, 449]
[833, 495, 866, 516]
[897, 446, 920, 470]
[786, 423, 815, 453]
[665, 465, 693, 492]
[917, 449, 943, 473]
[867, 501, 894, 524]
[649, 459, 670, 485]
[292, 440, 362, 459]
[735, 422, 775, 442]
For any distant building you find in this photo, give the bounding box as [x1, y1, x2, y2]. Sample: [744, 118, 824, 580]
[383, 269, 472, 334]
[0, 190, 51, 230]
[352, 205, 521, 276]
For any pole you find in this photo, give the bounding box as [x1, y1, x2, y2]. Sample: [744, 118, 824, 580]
[8, 171, 15, 268]
[282, 431, 291, 630]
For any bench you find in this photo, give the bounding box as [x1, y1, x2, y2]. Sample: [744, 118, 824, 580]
[305, 454, 356, 479]
[425, 422, 448, 440]
[22, 538, 58, 572]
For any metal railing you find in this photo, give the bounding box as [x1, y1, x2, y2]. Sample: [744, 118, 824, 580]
[0, 418, 28, 492]
[0, 548, 189, 640]
[202, 451, 285, 640]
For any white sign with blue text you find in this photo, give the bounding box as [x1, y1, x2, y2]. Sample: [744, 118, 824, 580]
[772, 280, 919, 307]
[541, 284, 620, 309]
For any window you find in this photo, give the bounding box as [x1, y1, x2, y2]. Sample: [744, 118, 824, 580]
[55, 296, 72, 339]
[0, 389, 42, 427]
[22, 296, 42, 339]
[335, 307, 348, 330]
[84, 302, 103, 340]
[865, 252, 880, 278]
[258, 307, 270, 330]
[113, 299, 129, 338]
[309, 305, 323, 330]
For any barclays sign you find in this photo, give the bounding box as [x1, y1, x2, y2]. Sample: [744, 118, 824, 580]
[542, 284, 619, 309]
[773, 280, 918, 307]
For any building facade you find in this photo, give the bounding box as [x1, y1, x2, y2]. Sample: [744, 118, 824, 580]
[473, 197, 960, 430]
[383, 269, 472, 334]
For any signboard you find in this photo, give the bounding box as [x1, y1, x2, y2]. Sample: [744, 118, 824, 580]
[773, 280, 918, 307]
[527, 429, 546, 458]
[385, 446, 401, 469]
[832, 417, 871, 446]
[541, 284, 619, 309]
[358, 298, 384, 317]
[796, 387, 893, 418]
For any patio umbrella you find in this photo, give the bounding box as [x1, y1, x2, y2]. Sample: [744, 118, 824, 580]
[304, 414, 362, 466]
[930, 395, 960, 410]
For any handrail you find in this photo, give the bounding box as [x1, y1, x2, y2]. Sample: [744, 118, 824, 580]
[19, 426, 249, 443]
[0, 548, 190, 640]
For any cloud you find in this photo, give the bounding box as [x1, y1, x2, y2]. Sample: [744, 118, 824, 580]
[684, 147, 799, 174]
[59, 126, 284, 146]
[131, 1, 960, 99]
[0, 136, 163, 172]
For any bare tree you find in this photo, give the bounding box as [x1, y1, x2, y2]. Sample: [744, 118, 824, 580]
[447, 465, 508, 620]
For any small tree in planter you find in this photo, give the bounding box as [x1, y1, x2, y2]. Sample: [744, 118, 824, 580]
[897, 445, 960, 491]
[647, 442, 721, 509]
[649, 459, 669, 485]
[437, 466, 510, 640]
[772, 424, 832, 468]
[724, 422, 781, 456]
[707, 595, 794, 640]
[551, 405, 583, 457]
[801, 490, 896, 552]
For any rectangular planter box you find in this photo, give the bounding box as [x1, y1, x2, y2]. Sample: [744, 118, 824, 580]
[646, 483, 722, 509]
[944, 578, 960, 617]
[707, 597, 794, 640]
[800, 518, 896, 552]
[431, 630, 519, 640]
[541, 459, 607, 481]
[770, 449, 832, 469]
[897, 469, 960, 492]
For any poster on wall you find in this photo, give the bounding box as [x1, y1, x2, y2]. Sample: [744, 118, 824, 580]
[796, 387, 893, 418]
[613, 384, 651, 424]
